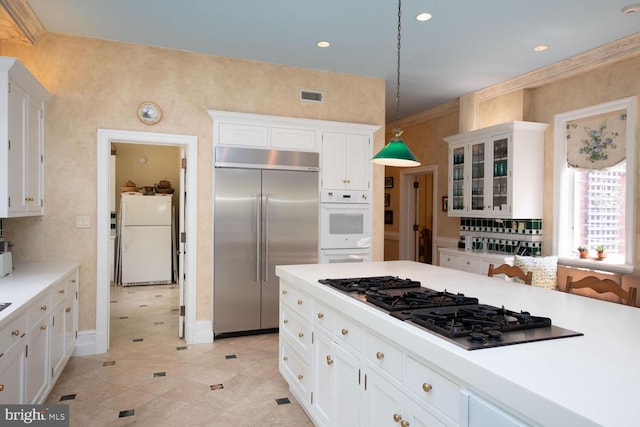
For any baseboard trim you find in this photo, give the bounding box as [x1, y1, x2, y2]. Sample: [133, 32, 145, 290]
[190, 320, 213, 344]
[73, 330, 97, 356]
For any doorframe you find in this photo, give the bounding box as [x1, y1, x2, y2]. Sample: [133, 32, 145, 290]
[399, 165, 438, 260]
[96, 129, 198, 354]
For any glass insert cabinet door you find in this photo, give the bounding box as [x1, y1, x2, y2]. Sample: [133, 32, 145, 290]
[471, 142, 485, 213]
[450, 145, 466, 213]
[492, 137, 509, 211]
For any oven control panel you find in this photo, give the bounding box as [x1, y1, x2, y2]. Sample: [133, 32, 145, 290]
[321, 190, 370, 203]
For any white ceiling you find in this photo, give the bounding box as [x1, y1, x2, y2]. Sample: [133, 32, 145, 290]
[26, 0, 640, 123]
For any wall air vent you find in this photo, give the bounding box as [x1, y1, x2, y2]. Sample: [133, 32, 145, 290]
[300, 90, 323, 103]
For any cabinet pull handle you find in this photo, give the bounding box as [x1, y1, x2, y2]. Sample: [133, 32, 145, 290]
[0, 384, 4, 391]
[317, 312, 324, 319]
[297, 374, 303, 380]
[40, 325, 47, 331]
[376, 351, 384, 360]
[65, 307, 72, 313]
[298, 332, 304, 338]
[341, 328, 348, 335]
[282, 290, 287, 295]
[41, 305, 47, 311]
[422, 383, 433, 393]
[282, 356, 288, 361]
[401, 421, 409, 427]
[393, 413, 402, 422]
[283, 319, 288, 324]
[297, 299, 303, 305]
[326, 355, 333, 365]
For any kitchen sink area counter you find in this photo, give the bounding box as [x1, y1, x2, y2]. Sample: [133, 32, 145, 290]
[276, 260, 639, 427]
[0, 262, 80, 404]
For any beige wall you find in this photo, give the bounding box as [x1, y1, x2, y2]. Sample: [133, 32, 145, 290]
[384, 54, 640, 267]
[1, 33, 386, 332]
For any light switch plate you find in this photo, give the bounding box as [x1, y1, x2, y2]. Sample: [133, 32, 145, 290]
[76, 215, 90, 229]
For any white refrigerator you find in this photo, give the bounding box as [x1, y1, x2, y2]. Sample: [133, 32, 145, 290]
[120, 193, 173, 286]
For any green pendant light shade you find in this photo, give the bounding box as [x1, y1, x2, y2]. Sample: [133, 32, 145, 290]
[372, 128, 420, 167]
[371, 0, 421, 168]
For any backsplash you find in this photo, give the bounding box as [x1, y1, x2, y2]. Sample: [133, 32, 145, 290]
[459, 218, 543, 256]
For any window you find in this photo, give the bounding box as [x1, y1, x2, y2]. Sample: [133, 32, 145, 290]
[553, 97, 636, 270]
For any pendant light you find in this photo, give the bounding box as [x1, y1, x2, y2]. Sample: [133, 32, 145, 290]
[372, 0, 420, 167]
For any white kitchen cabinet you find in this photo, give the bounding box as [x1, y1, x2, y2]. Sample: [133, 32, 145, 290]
[25, 292, 50, 404]
[461, 390, 528, 427]
[0, 57, 50, 218]
[0, 312, 26, 404]
[362, 367, 405, 427]
[444, 121, 548, 218]
[438, 248, 513, 276]
[321, 132, 371, 191]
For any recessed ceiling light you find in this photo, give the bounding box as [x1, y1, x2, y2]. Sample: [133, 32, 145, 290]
[621, 4, 640, 14]
[316, 41, 330, 48]
[534, 45, 549, 52]
[416, 12, 432, 22]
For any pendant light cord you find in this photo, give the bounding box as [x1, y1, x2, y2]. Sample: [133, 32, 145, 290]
[395, 0, 402, 133]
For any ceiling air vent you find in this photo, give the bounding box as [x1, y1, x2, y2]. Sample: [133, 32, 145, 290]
[300, 90, 323, 103]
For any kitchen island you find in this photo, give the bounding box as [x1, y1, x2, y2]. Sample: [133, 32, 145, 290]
[276, 260, 638, 427]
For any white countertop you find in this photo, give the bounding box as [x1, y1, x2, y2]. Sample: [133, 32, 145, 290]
[0, 262, 80, 325]
[276, 260, 639, 427]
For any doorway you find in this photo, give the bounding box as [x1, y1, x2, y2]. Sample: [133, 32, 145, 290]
[96, 129, 198, 354]
[399, 165, 438, 262]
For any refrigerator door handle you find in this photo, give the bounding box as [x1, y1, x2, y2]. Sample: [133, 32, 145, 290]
[263, 192, 270, 282]
[255, 192, 261, 283]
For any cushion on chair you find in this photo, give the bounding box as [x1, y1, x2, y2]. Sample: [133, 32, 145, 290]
[514, 255, 558, 290]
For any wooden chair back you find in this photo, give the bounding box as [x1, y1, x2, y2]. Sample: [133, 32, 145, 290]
[566, 275, 637, 306]
[487, 263, 533, 285]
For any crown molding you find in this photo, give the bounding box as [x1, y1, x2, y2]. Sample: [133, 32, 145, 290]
[0, 0, 45, 44]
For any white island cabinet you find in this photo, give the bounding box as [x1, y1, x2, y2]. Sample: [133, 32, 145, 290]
[0, 262, 79, 404]
[277, 260, 638, 427]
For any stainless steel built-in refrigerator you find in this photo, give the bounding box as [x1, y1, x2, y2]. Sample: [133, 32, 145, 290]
[213, 147, 319, 336]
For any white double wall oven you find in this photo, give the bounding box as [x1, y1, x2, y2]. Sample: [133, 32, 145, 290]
[319, 190, 372, 263]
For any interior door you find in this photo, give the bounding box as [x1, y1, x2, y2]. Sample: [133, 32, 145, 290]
[178, 148, 186, 337]
[261, 169, 318, 329]
[214, 168, 262, 334]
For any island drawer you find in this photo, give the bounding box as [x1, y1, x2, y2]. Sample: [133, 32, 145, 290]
[366, 333, 403, 382]
[405, 354, 460, 422]
[280, 340, 309, 399]
[333, 314, 364, 354]
[280, 304, 312, 357]
[313, 300, 335, 334]
[280, 283, 311, 318]
[0, 312, 26, 354]
[51, 273, 75, 307]
[28, 292, 52, 327]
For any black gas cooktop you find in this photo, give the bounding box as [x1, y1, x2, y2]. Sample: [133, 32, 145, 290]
[319, 275, 583, 350]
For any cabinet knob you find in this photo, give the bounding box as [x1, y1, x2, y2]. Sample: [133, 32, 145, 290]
[0, 384, 4, 391]
[282, 356, 288, 361]
[376, 351, 384, 360]
[317, 312, 324, 319]
[11, 329, 20, 337]
[281, 290, 287, 295]
[401, 421, 409, 427]
[326, 355, 333, 366]
[297, 374, 303, 381]
[41, 305, 47, 311]
[422, 383, 433, 393]
[40, 325, 47, 331]
[297, 299, 303, 305]
[298, 332, 304, 338]
[66, 307, 72, 313]
[59, 289, 65, 294]
[341, 328, 348, 335]
[393, 413, 402, 422]
[283, 319, 288, 324]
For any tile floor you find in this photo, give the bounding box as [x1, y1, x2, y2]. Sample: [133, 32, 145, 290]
[45, 284, 313, 426]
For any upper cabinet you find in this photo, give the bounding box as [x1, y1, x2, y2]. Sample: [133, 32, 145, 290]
[0, 57, 50, 218]
[321, 132, 371, 191]
[444, 121, 548, 218]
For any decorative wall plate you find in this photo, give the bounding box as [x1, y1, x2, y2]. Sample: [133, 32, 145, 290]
[137, 102, 162, 125]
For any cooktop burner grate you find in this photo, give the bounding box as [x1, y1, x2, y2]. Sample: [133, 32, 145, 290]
[319, 275, 420, 293]
[365, 288, 479, 311]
